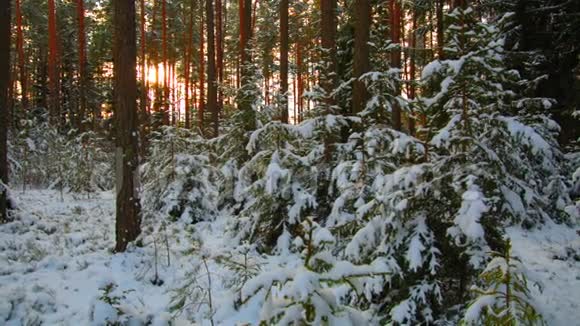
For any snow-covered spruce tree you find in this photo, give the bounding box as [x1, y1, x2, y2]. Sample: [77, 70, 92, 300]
[323, 7, 572, 324]
[300, 79, 357, 221]
[65, 131, 114, 195]
[229, 118, 318, 251]
[327, 128, 445, 324]
[141, 126, 218, 223]
[404, 7, 569, 321]
[39, 126, 70, 196]
[214, 51, 264, 210]
[9, 111, 56, 189]
[10, 119, 41, 190]
[231, 44, 418, 326]
[239, 216, 396, 325]
[228, 63, 362, 252]
[420, 8, 571, 226]
[325, 69, 422, 245]
[571, 122, 580, 213]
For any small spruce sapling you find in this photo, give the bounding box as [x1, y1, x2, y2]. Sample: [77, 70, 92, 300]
[239, 217, 395, 325]
[462, 239, 544, 325]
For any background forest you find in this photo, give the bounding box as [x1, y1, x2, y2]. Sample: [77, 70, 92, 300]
[0, 0, 579, 325]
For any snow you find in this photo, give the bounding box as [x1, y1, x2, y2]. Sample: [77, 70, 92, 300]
[0, 190, 213, 325]
[406, 234, 425, 272]
[422, 76, 454, 107]
[450, 184, 488, 241]
[265, 151, 288, 195]
[463, 294, 496, 323]
[501, 185, 526, 219]
[506, 222, 580, 326]
[390, 298, 416, 324]
[499, 116, 553, 160]
[431, 114, 461, 147]
[92, 300, 119, 325]
[1, 189, 578, 325]
[421, 60, 442, 80]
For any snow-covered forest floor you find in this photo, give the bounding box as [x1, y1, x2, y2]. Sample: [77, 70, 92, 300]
[0, 189, 579, 325]
[0, 190, 232, 325]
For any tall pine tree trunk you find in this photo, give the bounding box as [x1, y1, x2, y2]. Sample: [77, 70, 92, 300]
[198, 8, 205, 132]
[113, 0, 141, 253]
[238, 0, 244, 91]
[408, 6, 417, 135]
[0, 0, 11, 223]
[436, 0, 444, 58]
[352, 0, 371, 115]
[48, 0, 60, 126]
[16, 0, 28, 112]
[162, 0, 169, 125]
[77, 0, 87, 131]
[297, 42, 303, 122]
[238, 0, 252, 112]
[184, 0, 195, 129]
[36, 48, 48, 110]
[139, 0, 149, 154]
[279, 0, 289, 123]
[390, 0, 402, 130]
[320, 0, 337, 105]
[216, 0, 224, 113]
[453, 0, 467, 10]
[207, 0, 219, 137]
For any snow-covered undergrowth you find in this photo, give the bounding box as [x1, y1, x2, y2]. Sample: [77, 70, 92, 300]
[507, 222, 580, 326]
[0, 190, 578, 325]
[0, 190, 231, 325]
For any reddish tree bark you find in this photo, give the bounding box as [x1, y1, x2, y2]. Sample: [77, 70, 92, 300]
[408, 6, 417, 135]
[184, 0, 195, 129]
[140, 0, 147, 111]
[48, 0, 60, 125]
[280, 0, 289, 123]
[139, 0, 149, 153]
[292, 62, 296, 122]
[207, 0, 219, 137]
[320, 0, 337, 104]
[238, 0, 245, 65]
[162, 0, 169, 124]
[151, 0, 161, 118]
[170, 61, 176, 124]
[390, 0, 402, 130]
[436, 0, 444, 58]
[251, 0, 258, 37]
[198, 8, 205, 132]
[238, 0, 252, 111]
[239, 0, 252, 68]
[297, 42, 304, 123]
[453, 0, 467, 10]
[216, 0, 224, 111]
[77, 0, 87, 131]
[352, 0, 371, 115]
[16, 0, 28, 112]
[0, 0, 11, 223]
[113, 0, 141, 252]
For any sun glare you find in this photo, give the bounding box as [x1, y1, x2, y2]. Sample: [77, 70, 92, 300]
[145, 63, 164, 85]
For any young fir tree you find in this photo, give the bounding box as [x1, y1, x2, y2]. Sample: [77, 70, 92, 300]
[240, 216, 396, 325]
[142, 126, 217, 223]
[419, 7, 571, 227]
[230, 119, 318, 251]
[462, 240, 544, 325]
